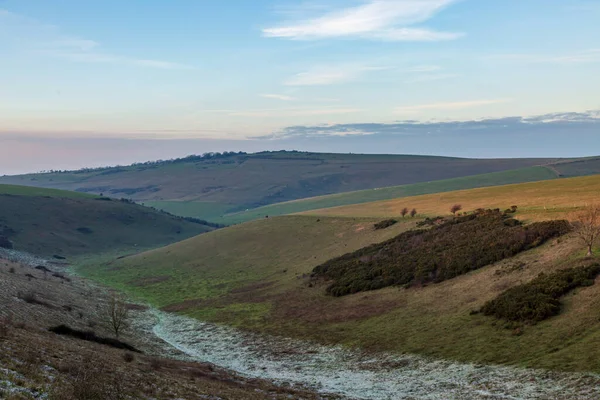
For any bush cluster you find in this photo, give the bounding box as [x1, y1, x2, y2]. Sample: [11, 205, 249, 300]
[312, 210, 571, 296]
[374, 219, 398, 230]
[481, 262, 600, 322]
[49, 325, 140, 352]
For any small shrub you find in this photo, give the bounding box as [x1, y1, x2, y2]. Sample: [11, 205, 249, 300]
[374, 219, 398, 230]
[123, 353, 135, 363]
[401, 208, 409, 218]
[0, 315, 12, 339]
[481, 262, 600, 322]
[18, 291, 52, 308]
[8, 267, 15, 273]
[49, 358, 127, 400]
[76, 227, 93, 234]
[53, 272, 72, 282]
[450, 204, 463, 215]
[49, 325, 141, 352]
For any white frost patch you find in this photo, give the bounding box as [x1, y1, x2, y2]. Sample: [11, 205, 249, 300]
[0, 248, 49, 268]
[143, 310, 600, 400]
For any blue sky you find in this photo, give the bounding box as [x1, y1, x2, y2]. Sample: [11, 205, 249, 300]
[1, 0, 600, 173]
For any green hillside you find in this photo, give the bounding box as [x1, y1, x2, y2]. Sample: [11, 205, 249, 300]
[197, 166, 557, 224]
[0, 151, 569, 221]
[0, 184, 215, 258]
[78, 175, 600, 372]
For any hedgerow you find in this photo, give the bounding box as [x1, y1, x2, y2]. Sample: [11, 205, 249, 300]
[481, 262, 600, 322]
[312, 210, 571, 296]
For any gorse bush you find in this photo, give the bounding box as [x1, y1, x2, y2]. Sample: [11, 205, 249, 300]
[312, 210, 571, 297]
[481, 262, 600, 322]
[374, 219, 398, 230]
[49, 325, 140, 352]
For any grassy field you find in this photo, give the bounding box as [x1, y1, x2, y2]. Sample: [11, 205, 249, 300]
[305, 173, 600, 222]
[77, 174, 600, 372]
[0, 184, 214, 258]
[1, 151, 571, 216]
[142, 200, 232, 222]
[209, 166, 558, 224]
[0, 184, 97, 198]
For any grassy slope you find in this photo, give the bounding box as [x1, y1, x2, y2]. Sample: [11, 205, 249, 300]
[305, 173, 600, 222]
[0, 152, 563, 217]
[208, 166, 557, 224]
[0, 184, 97, 198]
[0, 184, 213, 258]
[78, 175, 600, 372]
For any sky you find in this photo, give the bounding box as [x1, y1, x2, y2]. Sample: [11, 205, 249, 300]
[1, 0, 600, 174]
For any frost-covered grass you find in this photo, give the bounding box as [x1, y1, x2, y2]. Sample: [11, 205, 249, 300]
[142, 309, 600, 400]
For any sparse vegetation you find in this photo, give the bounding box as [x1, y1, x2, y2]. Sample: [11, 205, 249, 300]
[106, 294, 129, 338]
[312, 210, 571, 296]
[374, 219, 398, 230]
[450, 204, 462, 215]
[49, 325, 140, 352]
[481, 262, 600, 322]
[571, 204, 600, 256]
[18, 291, 52, 308]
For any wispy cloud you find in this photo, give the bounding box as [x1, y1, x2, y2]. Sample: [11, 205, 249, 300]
[285, 65, 390, 86]
[260, 94, 297, 101]
[402, 65, 442, 73]
[488, 49, 600, 65]
[0, 9, 194, 70]
[405, 73, 459, 83]
[230, 107, 362, 118]
[395, 99, 511, 114]
[263, 0, 463, 42]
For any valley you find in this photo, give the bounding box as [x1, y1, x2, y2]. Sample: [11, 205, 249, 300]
[3, 160, 600, 399]
[76, 174, 600, 373]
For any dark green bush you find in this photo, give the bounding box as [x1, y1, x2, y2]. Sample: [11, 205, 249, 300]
[49, 325, 140, 352]
[312, 210, 571, 297]
[374, 219, 398, 230]
[481, 262, 600, 322]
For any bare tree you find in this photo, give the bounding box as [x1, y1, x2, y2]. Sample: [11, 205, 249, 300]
[450, 204, 462, 216]
[401, 207, 409, 218]
[410, 208, 417, 218]
[571, 204, 600, 256]
[106, 294, 128, 338]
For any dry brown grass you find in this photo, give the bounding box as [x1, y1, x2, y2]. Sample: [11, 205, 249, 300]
[0, 257, 328, 399]
[303, 174, 600, 222]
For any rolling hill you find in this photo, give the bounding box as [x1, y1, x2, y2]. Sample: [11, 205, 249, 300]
[78, 173, 600, 372]
[302, 173, 600, 221]
[0, 184, 215, 258]
[3, 151, 590, 222]
[209, 166, 557, 225]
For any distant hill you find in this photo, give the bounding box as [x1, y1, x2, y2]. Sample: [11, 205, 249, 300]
[0, 184, 215, 258]
[211, 166, 557, 225]
[0, 151, 579, 221]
